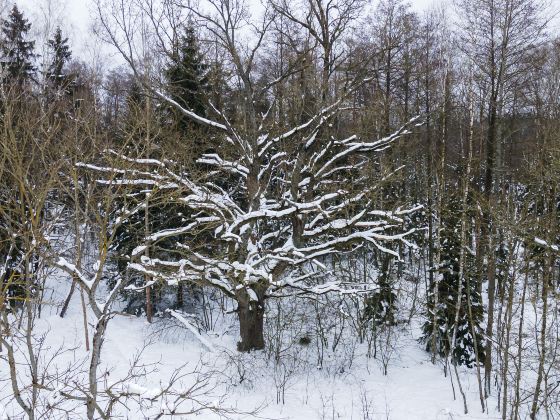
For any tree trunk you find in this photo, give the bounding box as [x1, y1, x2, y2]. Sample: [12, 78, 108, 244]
[483, 89, 499, 396]
[237, 298, 265, 352]
[87, 315, 109, 419]
[59, 280, 75, 318]
[177, 282, 184, 308]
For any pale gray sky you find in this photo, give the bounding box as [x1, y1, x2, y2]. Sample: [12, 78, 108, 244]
[14, 0, 437, 60]
[9, 0, 560, 68]
[17, 0, 99, 63]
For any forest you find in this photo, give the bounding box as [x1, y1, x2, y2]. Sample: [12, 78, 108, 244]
[0, 0, 559, 418]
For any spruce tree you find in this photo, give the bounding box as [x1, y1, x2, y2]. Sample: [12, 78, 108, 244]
[46, 27, 72, 91]
[422, 193, 485, 367]
[110, 82, 196, 316]
[110, 26, 211, 317]
[165, 25, 208, 130]
[0, 7, 38, 309]
[0, 6, 36, 86]
[363, 253, 397, 328]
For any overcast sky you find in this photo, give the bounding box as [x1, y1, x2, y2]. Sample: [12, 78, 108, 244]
[16, 0, 98, 63]
[14, 0, 437, 61]
[10, 0, 560, 68]
[22, 0, 439, 37]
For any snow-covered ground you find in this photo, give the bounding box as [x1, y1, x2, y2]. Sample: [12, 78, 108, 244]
[1, 270, 502, 419]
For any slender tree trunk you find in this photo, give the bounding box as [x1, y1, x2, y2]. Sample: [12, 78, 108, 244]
[501, 241, 517, 420]
[431, 62, 450, 363]
[176, 283, 184, 308]
[24, 255, 37, 420]
[59, 281, 75, 318]
[81, 286, 90, 352]
[424, 35, 436, 362]
[512, 266, 529, 420]
[483, 90, 499, 396]
[87, 315, 109, 419]
[463, 86, 485, 412]
[530, 254, 551, 419]
[484, 232, 497, 395]
[144, 214, 153, 322]
[145, 96, 153, 323]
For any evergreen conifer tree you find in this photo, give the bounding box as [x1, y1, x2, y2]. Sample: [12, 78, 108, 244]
[422, 194, 485, 367]
[165, 25, 209, 131]
[363, 253, 397, 328]
[0, 6, 36, 86]
[110, 81, 195, 315]
[46, 27, 72, 91]
[0, 7, 38, 309]
[110, 28, 217, 318]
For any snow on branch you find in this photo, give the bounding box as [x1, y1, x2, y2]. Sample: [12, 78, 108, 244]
[153, 90, 228, 132]
[78, 90, 423, 304]
[197, 154, 249, 177]
[166, 310, 215, 352]
[54, 257, 95, 290]
[534, 237, 559, 252]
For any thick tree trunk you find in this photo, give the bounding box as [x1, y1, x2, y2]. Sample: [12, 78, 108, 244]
[177, 282, 184, 308]
[237, 298, 265, 352]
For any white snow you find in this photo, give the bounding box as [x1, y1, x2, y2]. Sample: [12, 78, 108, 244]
[0, 267, 505, 419]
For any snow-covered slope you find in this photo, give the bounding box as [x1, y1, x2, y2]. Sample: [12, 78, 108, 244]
[0, 271, 501, 419]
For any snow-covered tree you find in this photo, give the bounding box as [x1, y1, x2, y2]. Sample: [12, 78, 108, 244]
[94, 0, 422, 351]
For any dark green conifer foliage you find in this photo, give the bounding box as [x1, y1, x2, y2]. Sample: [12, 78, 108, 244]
[363, 254, 397, 327]
[0, 7, 39, 309]
[46, 27, 72, 91]
[165, 25, 209, 130]
[422, 194, 485, 367]
[1, 6, 36, 85]
[110, 81, 195, 315]
[110, 28, 215, 317]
